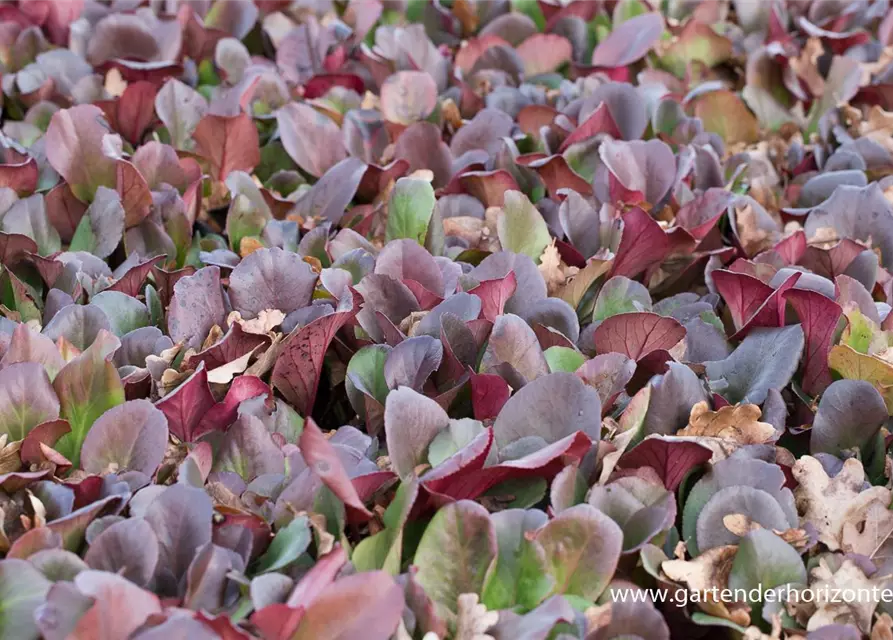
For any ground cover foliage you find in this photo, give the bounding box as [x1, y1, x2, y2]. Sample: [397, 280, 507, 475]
[2, 0, 893, 638]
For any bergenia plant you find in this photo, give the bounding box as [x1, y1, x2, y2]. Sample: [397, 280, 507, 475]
[1, 1, 893, 639]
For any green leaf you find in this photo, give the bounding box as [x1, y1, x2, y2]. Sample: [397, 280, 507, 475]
[414, 500, 498, 627]
[537, 504, 623, 602]
[544, 347, 587, 373]
[427, 419, 485, 468]
[512, 0, 546, 30]
[613, 0, 647, 23]
[386, 177, 436, 245]
[0, 559, 52, 639]
[352, 478, 419, 575]
[482, 509, 553, 611]
[90, 291, 150, 337]
[347, 345, 391, 405]
[254, 515, 311, 574]
[592, 276, 652, 322]
[728, 529, 808, 622]
[53, 331, 125, 468]
[496, 190, 551, 263]
[68, 213, 96, 253]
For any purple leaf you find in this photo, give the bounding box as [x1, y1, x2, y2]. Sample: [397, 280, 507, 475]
[80, 400, 169, 476]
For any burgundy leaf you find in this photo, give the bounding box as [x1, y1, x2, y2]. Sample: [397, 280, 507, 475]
[559, 103, 622, 153]
[271, 291, 360, 415]
[154, 363, 217, 443]
[468, 272, 517, 322]
[192, 113, 261, 182]
[470, 372, 511, 421]
[196, 375, 271, 436]
[610, 207, 671, 279]
[784, 288, 843, 397]
[592, 312, 686, 361]
[617, 437, 712, 491]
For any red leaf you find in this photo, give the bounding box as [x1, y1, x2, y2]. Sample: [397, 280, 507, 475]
[20, 419, 71, 466]
[774, 230, 807, 265]
[610, 207, 671, 279]
[784, 288, 843, 396]
[592, 312, 686, 361]
[45, 182, 87, 243]
[151, 265, 196, 307]
[731, 271, 801, 339]
[192, 113, 261, 182]
[470, 372, 510, 421]
[186, 323, 271, 371]
[7, 527, 61, 559]
[421, 431, 592, 507]
[518, 154, 593, 197]
[0, 156, 38, 195]
[299, 419, 372, 524]
[196, 375, 271, 437]
[456, 170, 520, 208]
[617, 437, 713, 491]
[251, 605, 305, 640]
[155, 363, 217, 442]
[271, 291, 361, 416]
[106, 255, 165, 297]
[468, 272, 517, 322]
[0, 232, 38, 265]
[117, 81, 157, 145]
[712, 269, 774, 329]
[798, 239, 865, 280]
[287, 546, 348, 608]
[559, 103, 622, 152]
[303, 74, 365, 99]
[116, 160, 153, 228]
[403, 279, 443, 311]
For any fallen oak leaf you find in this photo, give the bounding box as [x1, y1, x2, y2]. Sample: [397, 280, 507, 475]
[841, 499, 893, 562]
[661, 545, 738, 595]
[677, 401, 777, 445]
[792, 456, 892, 551]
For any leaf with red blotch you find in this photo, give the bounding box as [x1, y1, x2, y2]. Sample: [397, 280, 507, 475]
[0, 155, 38, 195]
[468, 272, 517, 322]
[559, 103, 622, 153]
[0, 232, 38, 265]
[422, 430, 592, 505]
[591, 12, 665, 67]
[456, 170, 520, 208]
[116, 160, 153, 228]
[192, 113, 261, 182]
[7, 527, 61, 560]
[610, 207, 671, 279]
[70, 571, 162, 640]
[116, 81, 157, 146]
[105, 255, 165, 297]
[155, 362, 217, 443]
[784, 288, 843, 396]
[300, 418, 372, 524]
[593, 312, 685, 361]
[516, 33, 573, 76]
[774, 230, 807, 265]
[272, 291, 361, 416]
[617, 436, 712, 491]
[195, 375, 271, 436]
[414, 430, 494, 512]
[470, 372, 511, 421]
[456, 35, 510, 72]
[518, 154, 593, 196]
